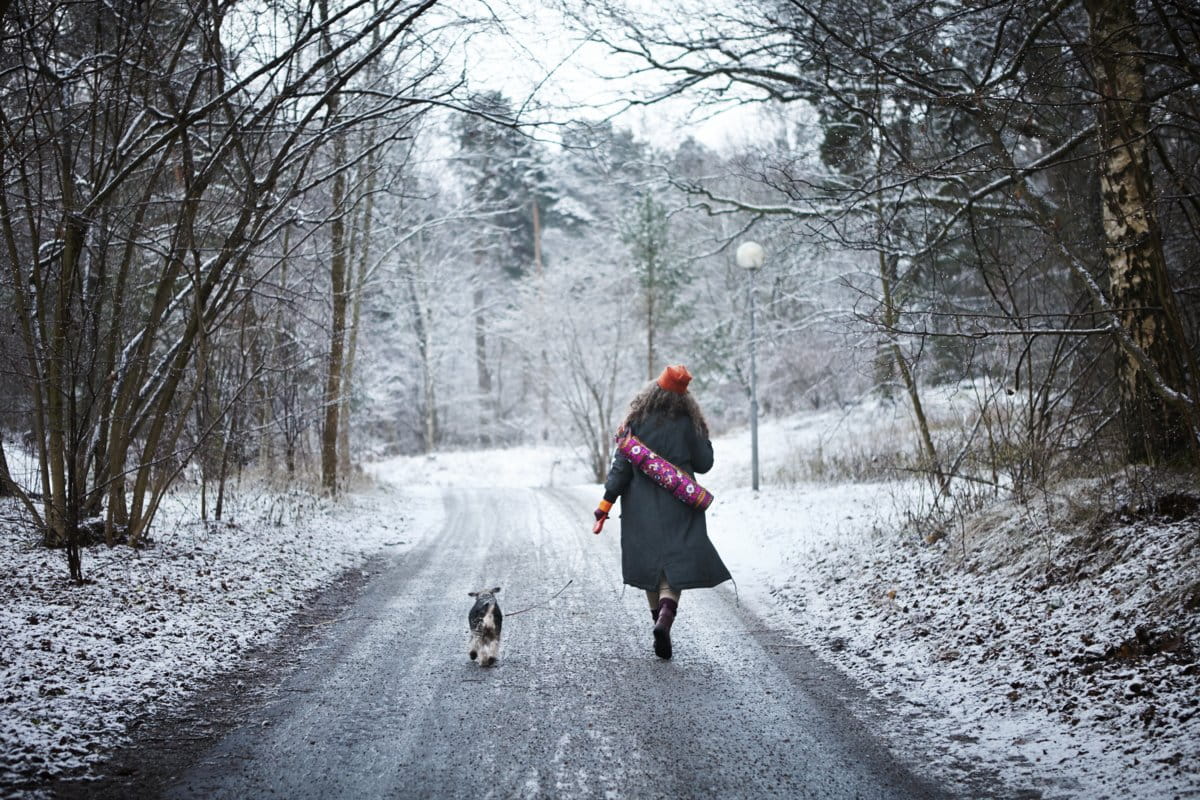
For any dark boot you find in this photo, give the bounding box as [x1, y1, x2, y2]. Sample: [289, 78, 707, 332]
[653, 598, 677, 659]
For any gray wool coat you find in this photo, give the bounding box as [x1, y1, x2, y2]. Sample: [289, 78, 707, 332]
[603, 412, 732, 592]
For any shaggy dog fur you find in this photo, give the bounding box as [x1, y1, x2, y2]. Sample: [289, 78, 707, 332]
[467, 587, 502, 666]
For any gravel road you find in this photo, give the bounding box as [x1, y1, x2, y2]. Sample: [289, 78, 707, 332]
[136, 487, 954, 799]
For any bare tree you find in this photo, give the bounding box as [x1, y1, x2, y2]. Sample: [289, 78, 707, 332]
[0, 0, 450, 573]
[573, 0, 1199, 482]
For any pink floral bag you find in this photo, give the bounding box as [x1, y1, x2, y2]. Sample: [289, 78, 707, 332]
[617, 433, 715, 512]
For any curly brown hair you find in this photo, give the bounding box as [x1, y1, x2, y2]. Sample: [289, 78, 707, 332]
[622, 381, 710, 439]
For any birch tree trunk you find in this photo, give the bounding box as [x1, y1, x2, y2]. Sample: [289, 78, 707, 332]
[1085, 0, 1194, 464]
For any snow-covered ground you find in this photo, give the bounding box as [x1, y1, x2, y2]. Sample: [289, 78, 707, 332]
[1, 394, 1198, 798]
[0, 479, 438, 795]
[705, 409, 1200, 800]
[372, 442, 595, 489]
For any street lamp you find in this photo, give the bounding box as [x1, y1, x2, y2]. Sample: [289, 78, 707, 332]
[735, 240, 764, 492]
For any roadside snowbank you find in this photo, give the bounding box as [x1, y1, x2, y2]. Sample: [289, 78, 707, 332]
[706, 406, 1200, 800]
[0, 483, 435, 793]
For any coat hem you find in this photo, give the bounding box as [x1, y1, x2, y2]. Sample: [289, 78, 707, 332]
[623, 576, 732, 592]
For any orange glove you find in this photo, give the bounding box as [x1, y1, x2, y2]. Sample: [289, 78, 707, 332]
[592, 499, 613, 534]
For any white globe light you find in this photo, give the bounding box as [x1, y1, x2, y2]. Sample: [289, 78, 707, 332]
[736, 241, 765, 271]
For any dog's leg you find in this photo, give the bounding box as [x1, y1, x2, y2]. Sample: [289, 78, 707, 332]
[481, 635, 499, 667]
[468, 632, 480, 661]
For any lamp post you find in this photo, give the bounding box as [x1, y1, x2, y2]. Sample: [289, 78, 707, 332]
[735, 240, 764, 492]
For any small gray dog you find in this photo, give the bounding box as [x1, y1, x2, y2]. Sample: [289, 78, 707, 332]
[467, 587, 502, 666]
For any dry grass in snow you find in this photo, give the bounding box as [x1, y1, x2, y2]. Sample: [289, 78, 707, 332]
[711, 402, 1200, 800]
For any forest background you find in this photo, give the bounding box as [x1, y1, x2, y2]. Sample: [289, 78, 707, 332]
[1, 0, 1198, 579]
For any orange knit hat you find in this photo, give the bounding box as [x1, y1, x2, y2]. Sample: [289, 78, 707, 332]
[657, 364, 693, 394]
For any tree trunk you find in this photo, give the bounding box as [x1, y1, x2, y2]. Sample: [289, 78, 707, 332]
[45, 211, 87, 548]
[406, 246, 438, 452]
[215, 410, 235, 521]
[874, 250, 898, 400]
[89, 187, 151, 522]
[264, 226, 292, 478]
[474, 268, 492, 442]
[320, 0, 348, 494]
[533, 196, 550, 441]
[423, 350, 438, 452]
[321, 178, 348, 494]
[0, 439, 13, 497]
[879, 249, 948, 495]
[646, 253, 656, 381]
[0, 153, 49, 532]
[217, 301, 251, 521]
[339, 147, 376, 476]
[65, 358, 83, 582]
[1086, 0, 1194, 464]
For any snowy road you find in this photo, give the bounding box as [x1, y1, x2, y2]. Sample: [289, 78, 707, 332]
[151, 486, 947, 800]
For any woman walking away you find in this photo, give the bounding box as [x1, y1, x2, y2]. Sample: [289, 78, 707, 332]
[592, 364, 732, 660]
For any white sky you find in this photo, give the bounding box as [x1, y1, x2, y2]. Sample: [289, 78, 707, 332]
[448, 0, 794, 153]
